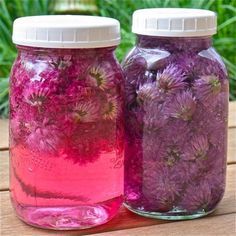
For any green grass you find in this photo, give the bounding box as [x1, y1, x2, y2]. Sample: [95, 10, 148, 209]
[0, 0, 50, 116]
[0, 0, 235, 117]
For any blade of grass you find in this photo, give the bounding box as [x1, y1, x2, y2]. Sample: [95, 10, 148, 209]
[218, 16, 236, 31]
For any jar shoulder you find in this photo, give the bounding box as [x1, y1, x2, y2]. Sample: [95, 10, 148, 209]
[122, 46, 228, 80]
[197, 47, 227, 76]
[9, 49, 124, 116]
[10, 50, 123, 85]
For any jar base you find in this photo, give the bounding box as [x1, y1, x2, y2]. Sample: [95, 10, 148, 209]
[12, 197, 122, 230]
[124, 203, 215, 220]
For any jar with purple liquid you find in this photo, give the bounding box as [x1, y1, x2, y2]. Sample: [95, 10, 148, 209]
[10, 15, 124, 229]
[122, 9, 228, 220]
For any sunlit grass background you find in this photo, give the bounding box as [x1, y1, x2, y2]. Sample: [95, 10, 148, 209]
[0, 0, 235, 117]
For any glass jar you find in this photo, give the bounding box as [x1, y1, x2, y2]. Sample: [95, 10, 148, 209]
[122, 9, 228, 220]
[10, 15, 124, 229]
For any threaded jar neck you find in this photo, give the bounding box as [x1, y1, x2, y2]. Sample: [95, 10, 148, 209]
[136, 35, 212, 52]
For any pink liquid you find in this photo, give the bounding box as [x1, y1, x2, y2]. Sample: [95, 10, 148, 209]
[10, 144, 123, 229]
[10, 46, 124, 229]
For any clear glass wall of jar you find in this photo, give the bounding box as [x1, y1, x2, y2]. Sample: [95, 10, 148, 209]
[10, 15, 124, 230]
[122, 9, 228, 220]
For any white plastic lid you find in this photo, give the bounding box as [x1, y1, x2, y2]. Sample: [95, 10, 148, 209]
[12, 15, 120, 48]
[132, 8, 217, 37]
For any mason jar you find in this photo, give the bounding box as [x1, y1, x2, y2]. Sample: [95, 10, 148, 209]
[10, 15, 124, 229]
[122, 8, 228, 220]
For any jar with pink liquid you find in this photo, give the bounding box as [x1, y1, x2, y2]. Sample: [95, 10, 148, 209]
[10, 15, 124, 230]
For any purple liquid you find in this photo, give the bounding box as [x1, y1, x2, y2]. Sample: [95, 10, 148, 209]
[123, 36, 228, 219]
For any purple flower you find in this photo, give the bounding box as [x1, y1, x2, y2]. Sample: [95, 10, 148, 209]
[189, 103, 214, 138]
[137, 82, 158, 103]
[161, 119, 190, 146]
[143, 102, 167, 132]
[163, 145, 182, 167]
[72, 100, 99, 123]
[173, 160, 199, 184]
[166, 91, 196, 121]
[195, 147, 222, 175]
[184, 135, 209, 161]
[180, 181, 214, 212]
[195, 53, 228, 80]
[157, 122, 192, 169]
[209, 92, 228, 124]
[142, 134, 165, 162]
[193, 75, 221, 103]
[156, 64, 186, 95]
[191, 92, 228, 149]
[170, 53, 199, 82]
[142, 167, 183, 212]
[202, 161, 226, 191]
[123, 36, 228, 215]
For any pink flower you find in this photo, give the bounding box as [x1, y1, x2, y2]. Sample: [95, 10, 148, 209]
[166, 90, 196, 121]
[26, 118, 62, 154]
[24, 83, 50, 106]
[65, 82, 92, 102]
[102, 96, 120, 120]
[10, 117, 27, 145]
[39, 70, 60, 83]
[61, 138, 100, 165]
[50, 55, 72, 70]
[72, 100, 100, 123]
[86, 64, 114, 90]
